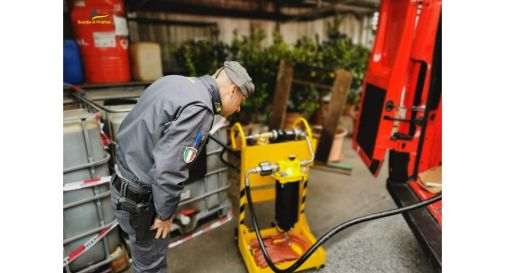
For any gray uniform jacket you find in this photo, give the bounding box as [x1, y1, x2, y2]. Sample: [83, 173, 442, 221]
[115, 75, 222, 221]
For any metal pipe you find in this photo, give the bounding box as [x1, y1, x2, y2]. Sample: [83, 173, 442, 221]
[203, 166, 211, 209]
[81, 117, 96, 178]
[64, 248, 71, 273]
[179, 184, 231, 206]
[206, 148, 224, 156]
[63, 191, 111, 210]
[63, 113, 96, 122]
[81, 115, 111, 256]
[63, 153, 111, 173]
[300, 135, 315, 166]
[205, 167, 228, 177]
[63, 220, 117, 245]
[245, 168, 260, 187]
[75, 94, 137, 114]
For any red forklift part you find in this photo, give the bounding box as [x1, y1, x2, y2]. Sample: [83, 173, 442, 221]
[352, 0, 442, 270]
[408, 181, 442, 225]
[353, 0, 442, 178]
[352, 0, 421, 176]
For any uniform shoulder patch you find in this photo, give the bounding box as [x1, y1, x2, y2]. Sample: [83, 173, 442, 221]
[183, 147, 198, 163]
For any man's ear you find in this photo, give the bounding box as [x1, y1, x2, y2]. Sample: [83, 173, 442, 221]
[230, 84, 237, 96]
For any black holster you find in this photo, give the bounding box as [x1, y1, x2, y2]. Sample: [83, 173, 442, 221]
[117, 197, 156, 242]
[114, 174, 156, 242]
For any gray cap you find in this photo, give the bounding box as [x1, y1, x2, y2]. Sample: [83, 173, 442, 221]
[223, 61, 255, 98]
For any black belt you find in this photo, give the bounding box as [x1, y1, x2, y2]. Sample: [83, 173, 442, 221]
[112, 174, 152, 204]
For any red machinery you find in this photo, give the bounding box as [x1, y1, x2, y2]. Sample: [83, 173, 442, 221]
[70, 0, 130, 83]
[352, 0, 442, 270]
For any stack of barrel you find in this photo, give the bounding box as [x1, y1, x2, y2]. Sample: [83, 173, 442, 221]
[65, 0, 163, 85]
[69, 0, 130, 84]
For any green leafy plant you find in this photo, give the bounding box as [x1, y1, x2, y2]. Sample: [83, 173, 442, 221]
[174, 39, 228, 76]
[172, 21, 370, 123]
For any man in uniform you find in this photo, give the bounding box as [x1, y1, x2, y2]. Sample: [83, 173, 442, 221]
[110, 61, 254, 273]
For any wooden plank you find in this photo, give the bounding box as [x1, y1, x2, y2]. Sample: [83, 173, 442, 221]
[269, 59, 294, 130]
[315, 69, 353, 163]
[312, 162, 352, 176]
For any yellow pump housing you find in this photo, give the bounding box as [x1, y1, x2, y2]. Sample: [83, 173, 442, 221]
[272, 158, 308, 185]
[231, 118, 326, 273]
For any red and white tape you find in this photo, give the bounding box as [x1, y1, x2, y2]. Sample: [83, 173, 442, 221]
[63, 176, 111, 192]
[92, 112, 112, 147]
[63, 212, 232, 266]
[63, 220, 118, 267]
[169, 212, 233, 248]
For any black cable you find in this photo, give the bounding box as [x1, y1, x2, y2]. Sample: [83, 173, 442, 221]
[245, 182, 441, 273]
[208, 134, 241, 171]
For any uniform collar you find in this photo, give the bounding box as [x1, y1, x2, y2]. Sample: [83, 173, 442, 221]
[198, 75, 222, 114]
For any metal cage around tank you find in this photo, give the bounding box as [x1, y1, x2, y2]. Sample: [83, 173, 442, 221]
[69, 87, 233, 235]
[63, 109, 124, 273]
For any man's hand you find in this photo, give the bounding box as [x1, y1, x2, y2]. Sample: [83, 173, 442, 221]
[150, 217, 172, 239]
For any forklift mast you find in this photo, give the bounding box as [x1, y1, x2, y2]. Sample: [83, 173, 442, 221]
[352, 0, 442, 270]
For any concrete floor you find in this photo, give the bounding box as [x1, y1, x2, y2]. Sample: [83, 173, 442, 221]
[123, 121, 435, 273]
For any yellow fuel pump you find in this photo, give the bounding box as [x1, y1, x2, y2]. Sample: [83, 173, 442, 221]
[230, 118, 326, 273]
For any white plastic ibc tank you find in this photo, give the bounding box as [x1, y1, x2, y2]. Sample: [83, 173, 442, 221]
[63, 109, 120, 272]
[206, 116, 228, 171]
[64, 109, 109, 182]
[100, 99, 136, 141]
[172, 116, 232, 234]
[81, 89, 142, 142]
[130, 42, 163, 81]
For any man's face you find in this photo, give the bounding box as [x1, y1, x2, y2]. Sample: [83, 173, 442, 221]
[220, 85, 246, 117]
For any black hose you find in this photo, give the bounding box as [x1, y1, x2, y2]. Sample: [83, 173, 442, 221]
[245, 182, 441, 273]
[218, 148, 240, 171]
[208, 134, 241, 171]
[208, 134, 240, 159]
[208, 131, 442, 271]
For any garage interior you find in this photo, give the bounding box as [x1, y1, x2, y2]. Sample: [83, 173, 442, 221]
[62, 0, 442, 273]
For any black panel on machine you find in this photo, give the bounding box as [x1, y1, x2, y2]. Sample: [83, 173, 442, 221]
[356, 84, 386, 160]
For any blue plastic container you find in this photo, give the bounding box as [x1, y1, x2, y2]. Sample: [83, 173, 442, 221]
[64, 39, 84, 84]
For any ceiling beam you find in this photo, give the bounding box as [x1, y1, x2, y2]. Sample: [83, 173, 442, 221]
[125, 0, 376, 22]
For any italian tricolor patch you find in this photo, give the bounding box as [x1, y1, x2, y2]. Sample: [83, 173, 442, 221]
[183, 147, 198, 163]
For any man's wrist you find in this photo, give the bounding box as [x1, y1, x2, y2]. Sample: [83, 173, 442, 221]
[158, 213, 173, 221]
